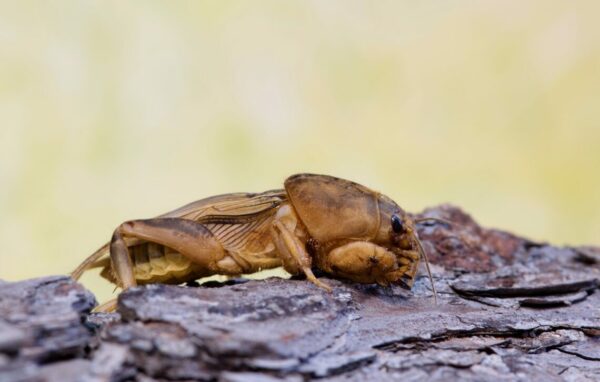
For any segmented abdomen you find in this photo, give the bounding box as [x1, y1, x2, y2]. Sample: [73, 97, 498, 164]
[100, 243, 206, 285]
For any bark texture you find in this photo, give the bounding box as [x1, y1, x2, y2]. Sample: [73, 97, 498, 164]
[1, 205, 599, 381]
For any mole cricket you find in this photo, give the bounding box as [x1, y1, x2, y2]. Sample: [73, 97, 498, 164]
[72, 174, 438, 311]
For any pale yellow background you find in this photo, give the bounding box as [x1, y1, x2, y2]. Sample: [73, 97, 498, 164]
[1, 2, 599, 302]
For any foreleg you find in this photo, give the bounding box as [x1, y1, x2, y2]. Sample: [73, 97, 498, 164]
[320, 241, 410, 286]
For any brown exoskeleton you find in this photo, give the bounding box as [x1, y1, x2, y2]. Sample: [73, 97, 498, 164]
[72, 174, 437, 311]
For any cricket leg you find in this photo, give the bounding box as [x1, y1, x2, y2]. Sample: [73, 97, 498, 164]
[388, 248, 420, 288]
[96, 218, 227, 313]
[271, 218, 331, 292]
[94, 298, 118, 313]
[320, 241, 399, 285]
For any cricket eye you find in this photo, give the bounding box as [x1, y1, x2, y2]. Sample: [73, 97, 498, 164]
[391, 214, 405, 234]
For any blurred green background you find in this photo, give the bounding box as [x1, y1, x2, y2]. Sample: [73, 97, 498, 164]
[1, 2, 599, 302]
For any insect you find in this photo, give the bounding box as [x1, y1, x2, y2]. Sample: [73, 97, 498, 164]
[71, 174, 437, 311]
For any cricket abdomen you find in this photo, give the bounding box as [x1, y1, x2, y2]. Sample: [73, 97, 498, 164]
[99, 243, 208, 285]
[136, 243, 211, 284]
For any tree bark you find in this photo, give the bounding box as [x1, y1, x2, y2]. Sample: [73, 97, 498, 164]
[1, 205, 599, 381]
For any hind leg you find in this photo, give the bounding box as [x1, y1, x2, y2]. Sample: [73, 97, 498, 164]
[96, 218, 227, 313]
[93, 298, 118, 313]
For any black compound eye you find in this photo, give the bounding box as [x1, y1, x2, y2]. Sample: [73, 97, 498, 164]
[391, 214, 404, 233]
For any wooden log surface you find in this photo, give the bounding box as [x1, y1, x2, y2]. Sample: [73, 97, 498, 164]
[1, 205, 599, 381]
